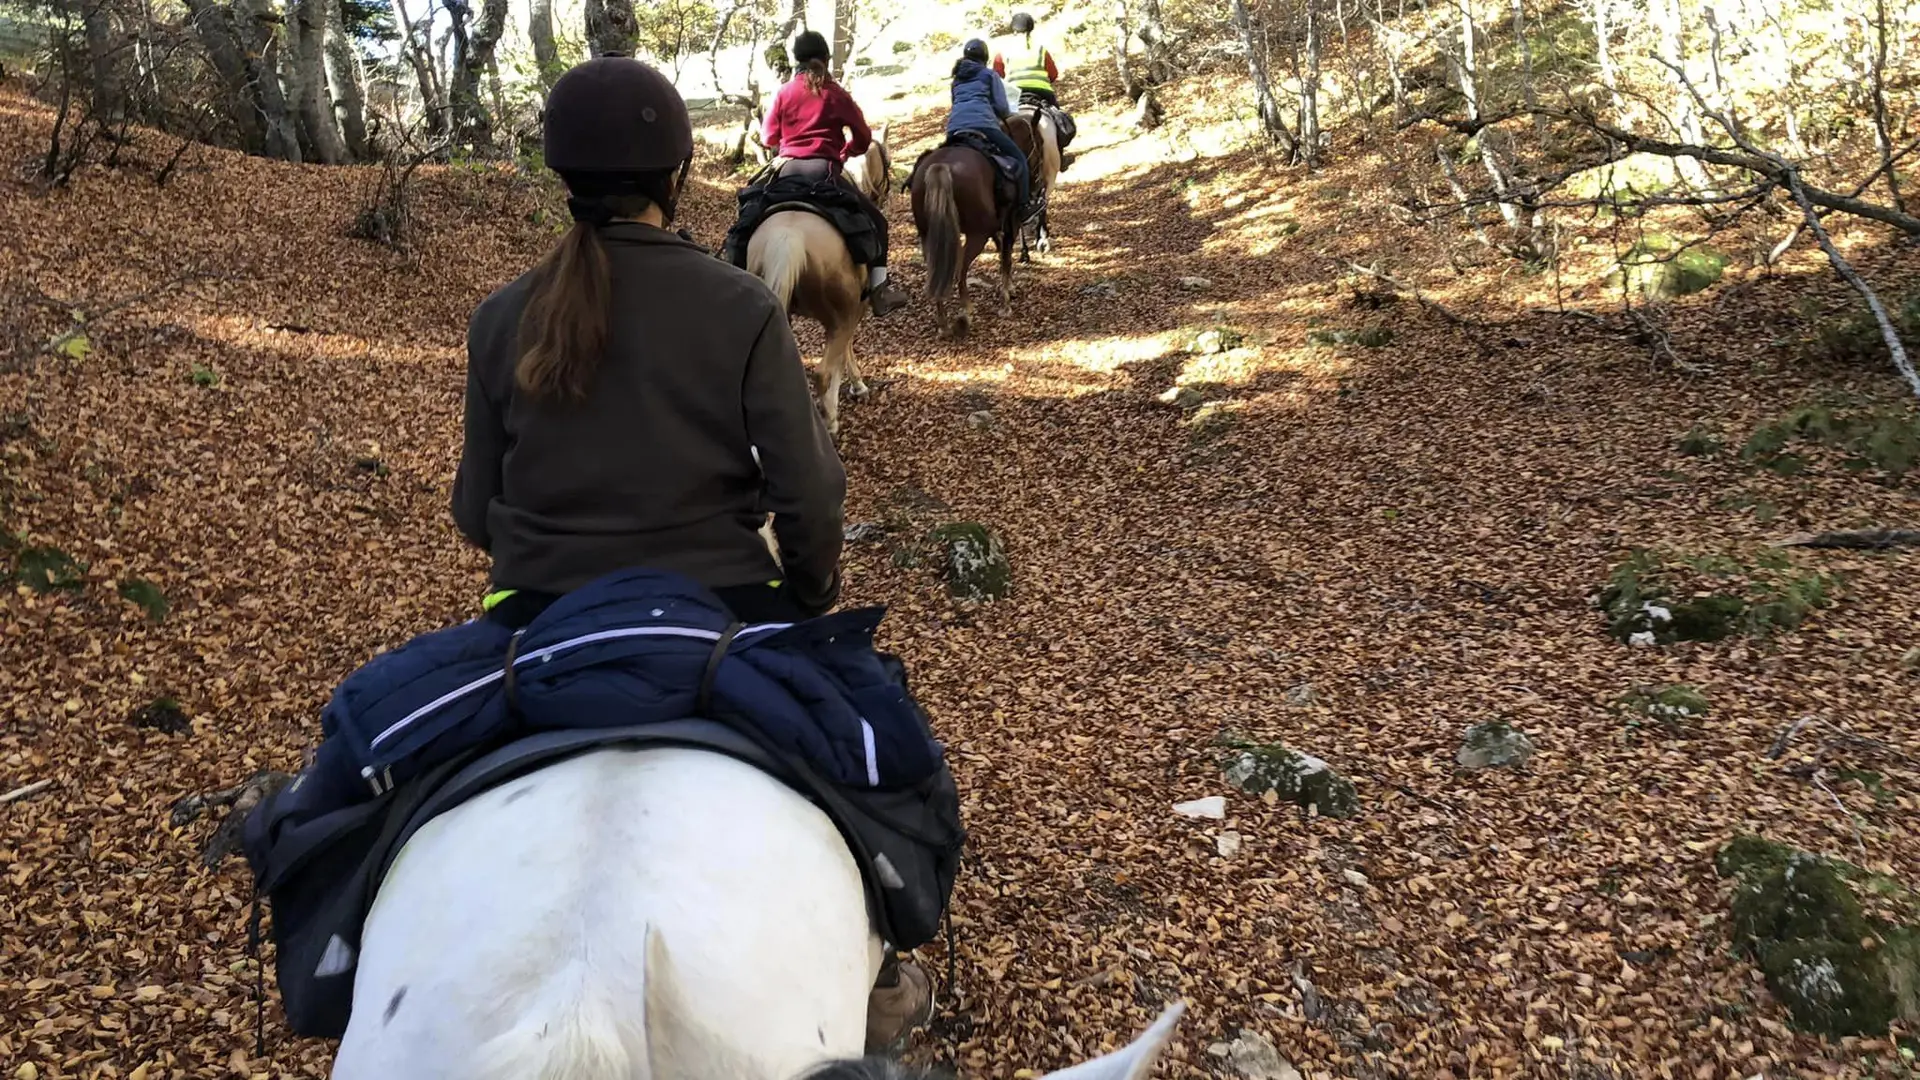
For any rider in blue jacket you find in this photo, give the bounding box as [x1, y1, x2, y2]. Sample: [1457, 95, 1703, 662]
[946, 39, 1029, 220]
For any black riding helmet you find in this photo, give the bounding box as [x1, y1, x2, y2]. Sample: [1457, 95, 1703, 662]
[963, 38, 989, 62]
[544, 57, 694, 178]
[1010, 12, 1035, 32]
[793, 30, 830, 64]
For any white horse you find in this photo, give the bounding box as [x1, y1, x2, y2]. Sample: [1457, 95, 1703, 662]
[1019, 108, 1062, 259]
[845, 123, 893, 204]
[331, 744, 1183, 1080]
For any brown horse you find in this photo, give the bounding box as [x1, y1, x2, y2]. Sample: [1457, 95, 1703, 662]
[746, 209, 869, 435]
[910, 114, 1036, 338]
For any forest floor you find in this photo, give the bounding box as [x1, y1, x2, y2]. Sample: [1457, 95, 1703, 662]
[1, 65, 1917, 1080]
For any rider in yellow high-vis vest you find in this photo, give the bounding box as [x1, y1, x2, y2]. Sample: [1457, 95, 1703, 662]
[992, 12, 1077, 165]
[992, 13, 1060, 106]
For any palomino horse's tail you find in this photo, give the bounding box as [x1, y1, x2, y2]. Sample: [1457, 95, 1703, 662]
[756, 218, 808, 314]
[922, 162, 961, 303]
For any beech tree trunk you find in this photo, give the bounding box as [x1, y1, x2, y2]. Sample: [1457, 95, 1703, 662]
[391, 0, 449, 139]
[81, 0, 125, 122]
[529, 0, 559, 87]
[183, 0, 265, 151]
[326, 0, 370, 158]
[449, 0, 507, 147]
[289, 0, 349, 162]
[831, 0, 856, 80]
[1231, 0, 1295, 151]
[584, 0, 637, 57]
[244, 0, 303, 159]
[1111, 0, 1141, 98]
[1299, 0, 1321, 164]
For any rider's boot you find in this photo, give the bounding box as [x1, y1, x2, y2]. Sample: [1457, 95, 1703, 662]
[868, 267, 910, 317]
[864, 953, 934, 1054]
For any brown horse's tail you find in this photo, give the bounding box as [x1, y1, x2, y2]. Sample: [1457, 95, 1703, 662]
[922, 162, 960, 303]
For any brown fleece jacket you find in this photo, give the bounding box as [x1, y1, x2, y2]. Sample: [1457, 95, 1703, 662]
[452, 222, 845, 614]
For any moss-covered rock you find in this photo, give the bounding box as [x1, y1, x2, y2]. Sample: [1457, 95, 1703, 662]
[928, 522, 1011, 602]
[1718, 836, 1920, 1037]
[1597, 548, 1835, 645]
[1615, 233, 1728, 299]
[1223, 743, 1358, 819]
[1613, 684, 1710, 733]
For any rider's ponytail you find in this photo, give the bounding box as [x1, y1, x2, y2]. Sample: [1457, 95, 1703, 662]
[801, 57, 830, 94]
[517, 172, 678, 399]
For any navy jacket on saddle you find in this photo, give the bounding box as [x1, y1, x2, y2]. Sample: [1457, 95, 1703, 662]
[720, 173, 881, 270]
[242, 567, 963, 1039]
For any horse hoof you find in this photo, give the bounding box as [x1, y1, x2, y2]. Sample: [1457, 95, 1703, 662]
[1036, 238, 1052, 255]
[847, 380, 872, 400]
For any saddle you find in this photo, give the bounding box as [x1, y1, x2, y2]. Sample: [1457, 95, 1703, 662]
[1018, 94, 1077, 149]
[937, 130, 1023, 211]
[720, 172, 879, 270]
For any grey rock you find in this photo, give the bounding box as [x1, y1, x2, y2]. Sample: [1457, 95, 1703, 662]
[967, 410, 996, 431]
[1224, 744, 1358, 819]
[1216, 830, 1243, 857]
[1178, 275, 1213, 291]
[1205, 1030, 1302, 1080]
[1190, 328, 1228, 355]
[1457, 722, 1535, 770]
[843, 522, 888, 544]
[1080, 280, 1120, 298]
[1284, 683, 1317, 706]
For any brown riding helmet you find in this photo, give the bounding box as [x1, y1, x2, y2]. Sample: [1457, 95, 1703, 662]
[544, 57, 694, 174]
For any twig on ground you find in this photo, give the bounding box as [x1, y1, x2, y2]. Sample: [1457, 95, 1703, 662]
[1770, 528, 1920, 550]
[1810, 770, 1870, 864]
[1767, 716, 1915, 765]
[1, 778, 55, 804]
[1766, 717, 1814, 759]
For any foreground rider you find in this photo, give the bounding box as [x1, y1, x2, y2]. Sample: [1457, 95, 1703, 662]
[993, 12, 1076, 168]
[762, 30, 909, 317]
[453, 55, 932, 1049]
[456, 56, 841, 627]
[948, 38, 1030, 222]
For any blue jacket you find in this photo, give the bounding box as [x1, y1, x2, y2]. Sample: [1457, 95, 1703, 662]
[242, 567, 963, 1039]
[313, 568, 944, 801]
[947, 60, 1010, 134]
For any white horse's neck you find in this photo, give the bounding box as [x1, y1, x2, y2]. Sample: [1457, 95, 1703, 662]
[331, 747, 881, 1080]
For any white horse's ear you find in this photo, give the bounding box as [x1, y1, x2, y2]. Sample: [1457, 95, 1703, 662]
[1037, 1003, 1185, 1080]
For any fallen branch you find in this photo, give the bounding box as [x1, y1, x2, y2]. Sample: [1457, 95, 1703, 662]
[1770, 528, 1920, 550]
[1, 778, 55, 804]
[1780, 166, 1920, 401]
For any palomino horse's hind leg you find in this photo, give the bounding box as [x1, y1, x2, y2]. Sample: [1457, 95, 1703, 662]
[843, 350, 870, 398]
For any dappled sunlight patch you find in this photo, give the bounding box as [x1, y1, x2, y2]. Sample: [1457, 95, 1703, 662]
[1021, 330, 1189, 376]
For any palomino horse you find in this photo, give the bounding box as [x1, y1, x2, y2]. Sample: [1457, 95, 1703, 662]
[746, 197, 869, 436]
[329, 742, 1186, 1079]
[845, 122, 893, 203]
[910, 114, 1036, 339]
[1016, 109, 1061, 260]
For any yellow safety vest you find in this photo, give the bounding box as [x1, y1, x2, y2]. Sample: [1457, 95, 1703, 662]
[1001, 37, 1054, 92]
